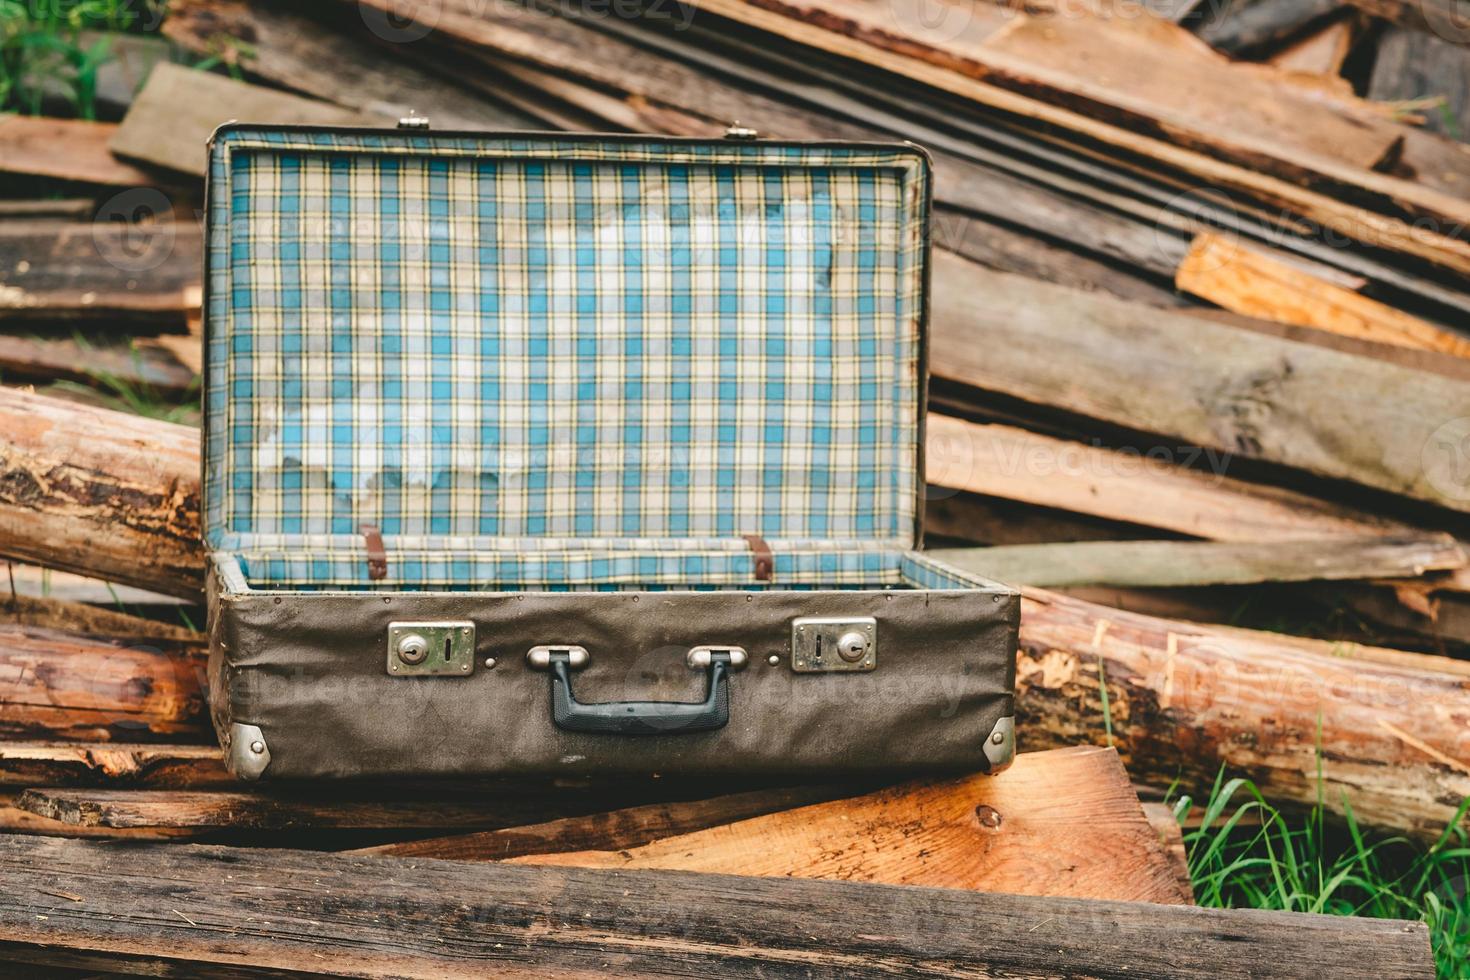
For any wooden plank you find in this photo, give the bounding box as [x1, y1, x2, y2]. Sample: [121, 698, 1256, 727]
[0, 791, 201, 841]
[925, 414, 1411, 542]
[518, 746, 1196, 906]
[1178, 233, 1470, 358]
[0, 200, 93, 221]
[0, 117, 157, 187]
[0, 625, 207, 742]
[0, 592, 198, 642]
[0, 743, 227, 789]
[161, 0, 538, 131]
[924, 486, 1171, 545]
[110, 63, 372, 177]
[674, 0, 1470, 276]
[354, 785, 855, 860]
[0, 387, 204, 599]
[1268, 15, 1360, 76]
[932, 251, 1470, 513]
[1141, 801, 1194, 904]
[0, 334, 196, 395]
[931, 535, 1467, 588]
[0, 834, 1433, 978]
[0, 220, 200, 324]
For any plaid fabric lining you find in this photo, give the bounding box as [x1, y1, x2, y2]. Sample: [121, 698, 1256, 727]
[205, 130, 928, 580]
[214, 546, 994, 592]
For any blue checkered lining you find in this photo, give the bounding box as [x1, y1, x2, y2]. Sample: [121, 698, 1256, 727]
[205, 129, 930, 590]
[210, 548, 997, 593]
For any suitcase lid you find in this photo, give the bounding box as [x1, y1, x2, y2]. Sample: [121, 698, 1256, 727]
[203, 126, 932, 581]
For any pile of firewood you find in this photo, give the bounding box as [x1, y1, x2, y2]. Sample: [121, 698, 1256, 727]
[2, 0, 1470, 972]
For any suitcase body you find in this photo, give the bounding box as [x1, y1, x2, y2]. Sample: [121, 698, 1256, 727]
[203, 125, 1019, 781]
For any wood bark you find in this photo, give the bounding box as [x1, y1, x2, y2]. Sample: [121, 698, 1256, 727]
[932, 251, 1470, 513]
[0, 592, 199, 643]
[517, 746, 1196, 906]
[0, 625, 207, 742]
[0, 834, 1433, 978]
[1177, 233, 1470, 359]
[0, 387, 204, 599]
[932, 535, 1467, 589]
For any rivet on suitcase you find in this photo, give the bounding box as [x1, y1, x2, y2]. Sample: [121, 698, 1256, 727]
[202, 124, 1019, 781]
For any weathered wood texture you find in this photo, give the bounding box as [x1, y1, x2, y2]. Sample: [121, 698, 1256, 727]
[0, 334, 197, 395]
[925, 414, 1411, 542]
[14, 788, 651, 832]
[1268, 15, 1360, 76]
[933, 535, 1467, 588]
[0, 834, 1433, 978]
[673, 0, 1470, 276]
[1016, 585, 1470, 840]
[0, 387, 204, 599]
[355, 785, 854, 860]
[0, 625, 206, 742]
[932, 251, 1470, 513]
[518, 746, 1195, 906]
[0, 743, 227, 789]
[1177, 233, 1470, 358]
[0, 220, 200, 324]
[162, 0, 538, 130]
[110, 63, 371, 177]
[0, 592, 199, 643]
[0, 117, 158, 187]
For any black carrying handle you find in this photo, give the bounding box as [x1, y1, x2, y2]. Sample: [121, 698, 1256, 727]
[547, 651, 734, 736]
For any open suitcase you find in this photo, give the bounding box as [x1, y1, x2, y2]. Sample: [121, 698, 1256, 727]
[203, 123, 1020, 781]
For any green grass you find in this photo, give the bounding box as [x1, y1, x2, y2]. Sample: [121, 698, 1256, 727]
[0, 0, 163, 118]
[1178, 771, 1470, 978]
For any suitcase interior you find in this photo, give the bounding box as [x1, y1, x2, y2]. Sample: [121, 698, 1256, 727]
[203, 127, 1006, 598]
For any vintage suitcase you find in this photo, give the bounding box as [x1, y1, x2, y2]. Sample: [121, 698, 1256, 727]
[203, 123, 1020, 781]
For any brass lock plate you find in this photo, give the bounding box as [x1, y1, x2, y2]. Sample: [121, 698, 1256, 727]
[791, 616, 876, 673]
[388, 621, 475, 677]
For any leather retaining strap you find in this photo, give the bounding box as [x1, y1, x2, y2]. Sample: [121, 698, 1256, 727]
[360, 524, 388, 581]
[742, 534, 773, 582]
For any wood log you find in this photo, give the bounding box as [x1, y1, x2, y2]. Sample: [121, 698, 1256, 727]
[0, 625, 207, 742]
[926, 414, 1412, 541]
[0, 387, 204, 599]
[517, 746, 1196, 906]
[354, 784, 854, 860]
[0, 220, 200, 325]
[932, 534, 1467, 589]
[0, 200, 94, 221]
[1268, 15, 1360, 76]
[0, 117, 158, 188]
[932, 251, 1470, 514]
[0, 743, 227, 789]
[924, 486, 1173, 546]
[0, 834, 1433, 978]
[1177, 233, 1470, 358]
[1016, 585, 1470, 839]
[0, 791, 200, 841]
[110, 63, 371, 178]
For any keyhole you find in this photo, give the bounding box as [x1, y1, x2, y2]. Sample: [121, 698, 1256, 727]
[814, 633, 824, 661]
[443, 636, 454, 662]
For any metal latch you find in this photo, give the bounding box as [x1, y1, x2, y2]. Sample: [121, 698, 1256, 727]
[397, 114, 430, 130]
[724, 123, 759, 140]
[388, 621, 474, 676]
[791, 617, 876, 672]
